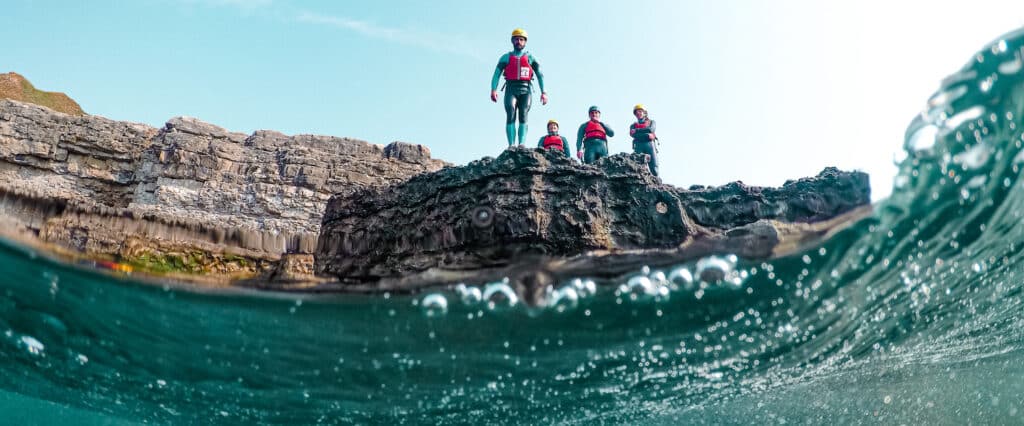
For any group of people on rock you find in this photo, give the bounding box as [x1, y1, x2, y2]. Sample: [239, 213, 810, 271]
[489, 28, 659, 176]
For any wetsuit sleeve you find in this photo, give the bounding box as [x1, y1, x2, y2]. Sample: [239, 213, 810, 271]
[562, 136, 571, 157]
[537, 136, 546, 149]
[530, 54, 545, 93]
[602, 122, 615, 137]
[577, 124, 586, 151]
[491, 53, 510, 91]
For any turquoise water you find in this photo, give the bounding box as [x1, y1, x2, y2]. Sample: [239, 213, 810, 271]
[5, 29, 1024, 424]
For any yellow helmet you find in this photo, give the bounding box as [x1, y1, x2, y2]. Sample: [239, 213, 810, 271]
[547, 119, 559, 127]
[633, 104, 647, 113]
[511, 28, 528, 40]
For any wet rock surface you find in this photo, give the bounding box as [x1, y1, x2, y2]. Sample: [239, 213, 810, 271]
[316, 147, 871, 291]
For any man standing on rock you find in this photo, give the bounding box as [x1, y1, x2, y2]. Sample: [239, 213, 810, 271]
[629, 104, 659, 176]
[576, 106, 614, 164]
[491, 28, 548, 148]
[537, 119, 571, 157]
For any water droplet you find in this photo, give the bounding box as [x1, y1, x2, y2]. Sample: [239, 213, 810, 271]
[883, 395, 892, 404]
[421, 293, 448, 317]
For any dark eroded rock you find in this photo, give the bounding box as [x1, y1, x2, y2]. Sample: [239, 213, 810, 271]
[316, 147, 871, 287]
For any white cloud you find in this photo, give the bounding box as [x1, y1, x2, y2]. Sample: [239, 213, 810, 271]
[296, 11, 486, 62]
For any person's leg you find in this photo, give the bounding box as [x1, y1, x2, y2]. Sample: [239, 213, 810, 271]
[503, 91, 517, 146]
[635, 142, 659, 176]
[583, 140, 598, 164]
[593, 140, 609, 162]
[516, 93, 531, 145]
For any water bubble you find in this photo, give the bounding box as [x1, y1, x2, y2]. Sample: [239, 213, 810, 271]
[979, 75, 996, 92]
[483, 282, 518, 310]
[667, 266, 694, 290]
[75, 354, 89, 365]
[618, 275, 656, 301]
[19, 335, 44, 356]
[455, 284, 482, 305]
[576, 279, 597, 297]
[549, 286, 579, 313]
[695, 255, 736, 284]
[421, 293, 448, 317]
[648, 270, 667, 285]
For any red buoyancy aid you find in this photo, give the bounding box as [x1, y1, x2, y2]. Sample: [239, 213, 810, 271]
[542, 135, 564, 150]
[503, 53, 534, 81]
[633, 120, 656, 140]
[584, 121, 607, 140]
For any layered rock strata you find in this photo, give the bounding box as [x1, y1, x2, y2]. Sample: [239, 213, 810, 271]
[0, 99, 445, 275]
[316, 148, 871, 291]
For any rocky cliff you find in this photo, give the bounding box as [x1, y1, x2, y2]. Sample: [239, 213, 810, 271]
[0, 99, 446, 277]
[315, 147, 870, 291]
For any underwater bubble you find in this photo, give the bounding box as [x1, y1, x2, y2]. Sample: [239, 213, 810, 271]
[19, 335, 44, 356]
[619, 275, 656, 301]
[648, 270, 667, 285]
[572, 279, 597, 298]
[75, 354, 89, 365]
[455, 284, 482, 305]
[667, 266, 694, 290]
[421, 293, 448, 317]
[695, 256, 736, 283]
[483, 282, 518, 310]
[549, 286, 579, 313]
[979, 75, 996, 92]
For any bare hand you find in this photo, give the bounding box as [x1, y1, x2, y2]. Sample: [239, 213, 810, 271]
[540, 92, 549, 105]
[649, 133, 656, 141]
[490, 90, 498, 103]
[576, 151, 583, 160]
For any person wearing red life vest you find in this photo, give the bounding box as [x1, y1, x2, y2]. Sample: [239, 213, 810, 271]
[629, 104, 659, 176]
[490, 28, 548, 147]
[576, 106, 615, 164]
[536, 119, 571, 157]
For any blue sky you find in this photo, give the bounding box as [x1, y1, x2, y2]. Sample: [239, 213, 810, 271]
[4, 1, 1024, 200]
